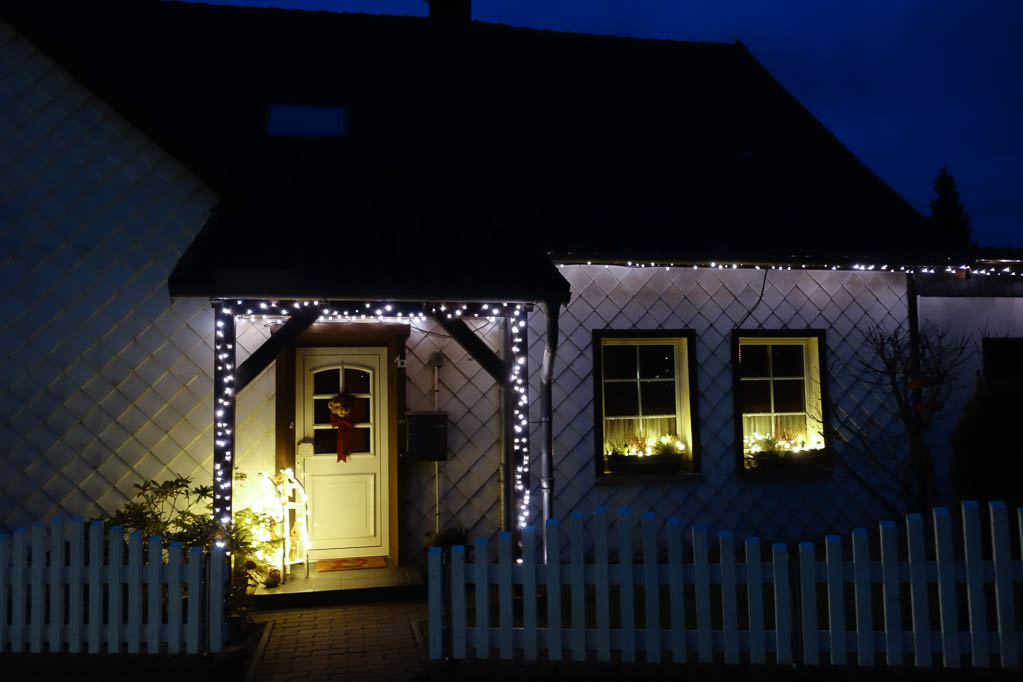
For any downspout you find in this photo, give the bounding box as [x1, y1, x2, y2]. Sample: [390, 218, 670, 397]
[540, 298, 561, 560]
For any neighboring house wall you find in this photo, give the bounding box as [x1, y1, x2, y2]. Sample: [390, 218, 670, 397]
[917, 295, 1023, 502]
[527, 265, 912, 552]
[0, 22, 220, 531]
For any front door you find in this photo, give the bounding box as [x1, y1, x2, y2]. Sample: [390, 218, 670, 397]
[296, 347, 389, 560]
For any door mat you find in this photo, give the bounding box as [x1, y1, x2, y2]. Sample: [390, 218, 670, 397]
[316, 556, 388, 572]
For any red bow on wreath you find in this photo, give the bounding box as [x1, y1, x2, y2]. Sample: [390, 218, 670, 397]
[329, 413, 354, 462]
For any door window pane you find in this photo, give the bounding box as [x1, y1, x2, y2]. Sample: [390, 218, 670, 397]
[344, 368, 371, 394]
[352, 396, 371, 423]
[314, 429, 336, 455]
[602, 346, 637, 380]
[313, 369, 340, 396]
[348, 427, 371, 453]
[314, 398, 332, 425]
[639, 345, 674, 379]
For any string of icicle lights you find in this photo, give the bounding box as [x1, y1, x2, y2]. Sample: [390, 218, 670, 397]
[563, 260, 1022, 276]
[212, 299, 534, 531]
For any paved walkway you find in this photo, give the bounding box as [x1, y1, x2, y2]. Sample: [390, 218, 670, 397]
[252, 600, 429, 682]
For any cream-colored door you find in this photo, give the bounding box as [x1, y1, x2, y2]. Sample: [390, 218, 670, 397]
[296, 347, 389, 560]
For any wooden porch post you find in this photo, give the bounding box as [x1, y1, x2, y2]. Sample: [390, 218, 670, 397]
[539, 298, 560, 561]
[212, 301, 236, 527]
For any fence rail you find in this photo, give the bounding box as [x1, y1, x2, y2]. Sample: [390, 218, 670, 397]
[0, 517, 225, 654]
[428, 501, 1023, 668]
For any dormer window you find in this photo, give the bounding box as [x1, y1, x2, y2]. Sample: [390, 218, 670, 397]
[266, 105, 345, 137]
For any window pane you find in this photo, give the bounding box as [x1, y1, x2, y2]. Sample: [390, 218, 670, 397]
[773, 379, 805, 412]
[738, 381, 771, 413]
[738, 343, 769, 378]
[344, 368, 371, 394]
[775, 414, 808, 444]
[348, 427, 371, 453]
[641, 381, 676, 416]
[352, 396, 371, 423]
[772, 345, 804, 377]
[314, 429, 336, 455]
[603, 382, 639, 417]
[603, 419, 641, 454]
[742, 414, 774, 444]
[314, 398, 332, 425]
[639, 345, 674, 379]
[602, 345, 637, 380]
[313, 369, 339, 396]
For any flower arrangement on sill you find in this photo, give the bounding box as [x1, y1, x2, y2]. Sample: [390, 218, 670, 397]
[742, 431, 828, 470]
[605, 435, 692, 475]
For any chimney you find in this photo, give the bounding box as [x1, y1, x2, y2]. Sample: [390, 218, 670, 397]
[425, 0, 471, 25]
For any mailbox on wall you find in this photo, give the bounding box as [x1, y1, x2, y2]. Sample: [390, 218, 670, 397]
[405, 411, 448, 461]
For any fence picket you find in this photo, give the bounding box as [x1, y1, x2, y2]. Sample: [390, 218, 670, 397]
[720, 531, 738, 664]
[906, 513, 931, 667]
[107, 526, 123, 653]
[932, 508, 959, 667]
[185, 545, 201, 654]
[521, 527, 537, 661]
[49, 518, 65, 651]
[545, 519, 562, 660]
[617, 508, 635, 662]
[667, 519, 686, 664]
[474, 537, 489, 658]
[961, 502, 988, 668]
[851, 528, 873, 666]
[570, 512, 586, 661]
[825, 535, 846, 665]
[989, 501, 1018, 667]
[693, 524, 711, 664]
[12, 528, 27, 652]
[773, 543, 792, 665]
[208, 545, 225, 653]
[68, 518, 84, 653]
[167, 542, 183, 654]
[799, 542, 818, 665]
[593, 507, 610, 662]
[497, 532, 513, 659]
[642, 512, 660, 662]
[127, 531, 143, 653]
[879, 520, 902, 666]
[746, 537, 765, 664]
[147, 536, 162, 653]
[451, 545, 467, 659]
[0, 533, 9, 653]
[30, 522, 45, 653]
[87, 522, 102, 653]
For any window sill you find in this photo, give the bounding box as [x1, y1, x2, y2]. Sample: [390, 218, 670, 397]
[596, 472, 701, 486]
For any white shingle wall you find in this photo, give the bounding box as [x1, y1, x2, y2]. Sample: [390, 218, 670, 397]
[404, 319, 503, 558]
[0, 23, 223, 531]
[528, 265, 912, 555]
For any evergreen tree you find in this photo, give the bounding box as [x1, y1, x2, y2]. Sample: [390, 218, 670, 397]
[929, 167, 973, 250]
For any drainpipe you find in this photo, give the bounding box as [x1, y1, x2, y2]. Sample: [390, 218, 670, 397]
[539, 298, 561, 561]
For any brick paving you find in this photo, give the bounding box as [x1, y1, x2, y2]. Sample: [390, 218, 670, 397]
[252, 600, 430, 682]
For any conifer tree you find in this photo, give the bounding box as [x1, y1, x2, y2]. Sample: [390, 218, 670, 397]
[929, 168, 973, 250]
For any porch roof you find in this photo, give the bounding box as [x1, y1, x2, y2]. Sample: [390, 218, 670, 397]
[167, 193, 571, 304]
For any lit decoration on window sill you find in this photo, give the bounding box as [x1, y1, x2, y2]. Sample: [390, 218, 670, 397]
[743, 431, 828, 470]
[606, 434, 687, 458]
[604, 435, 691, 475]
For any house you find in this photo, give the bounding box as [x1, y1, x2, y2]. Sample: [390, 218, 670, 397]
[2, 0, 1020, 574]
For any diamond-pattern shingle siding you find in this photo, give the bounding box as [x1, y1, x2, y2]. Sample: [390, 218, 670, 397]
[527, 265, 911, 557]
[0, 23, 220, 531]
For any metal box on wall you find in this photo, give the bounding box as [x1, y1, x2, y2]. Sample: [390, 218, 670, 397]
[405, 411, 448, 461]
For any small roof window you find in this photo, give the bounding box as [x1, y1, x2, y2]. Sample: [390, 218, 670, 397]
[267, 105, 345, 137]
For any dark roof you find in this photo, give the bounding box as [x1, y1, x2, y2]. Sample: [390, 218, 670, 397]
[4, 0, 933, 300]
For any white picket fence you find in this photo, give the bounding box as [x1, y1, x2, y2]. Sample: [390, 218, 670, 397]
[428, 501, 1023, 668]
[0, 517, 226, 654]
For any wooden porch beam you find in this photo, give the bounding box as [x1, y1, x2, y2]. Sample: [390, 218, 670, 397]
[431, 314, 510, 387]
[235, 309, 318, 392]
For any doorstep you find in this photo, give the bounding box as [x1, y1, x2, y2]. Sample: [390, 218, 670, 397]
[251, 559, 425, 609]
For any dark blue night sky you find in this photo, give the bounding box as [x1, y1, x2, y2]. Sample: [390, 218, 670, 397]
[180, 0, 1023, 248]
